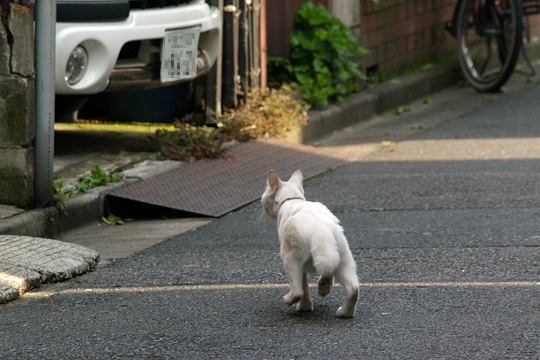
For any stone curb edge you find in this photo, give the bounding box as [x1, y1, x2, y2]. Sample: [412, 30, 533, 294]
[0, 235, 100, 304]
[0, 162, 185, 239]
[300, 60, 462, 143]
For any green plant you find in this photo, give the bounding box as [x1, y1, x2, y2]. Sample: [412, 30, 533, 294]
[53, 178, 70, 212]
[102, 214, 124, 225]
[267, 56, 293, 89]
[76, 166, 123, 193]
[289, 1, 367, 107]
[53, 166, 123, 211]
[381, 140, 394, 148]
[395, 105, 410, 115]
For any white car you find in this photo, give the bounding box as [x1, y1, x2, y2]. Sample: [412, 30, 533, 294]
[55, 0, 221, 95]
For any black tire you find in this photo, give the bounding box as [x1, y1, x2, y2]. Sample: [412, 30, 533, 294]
[456, 0, 523, 92]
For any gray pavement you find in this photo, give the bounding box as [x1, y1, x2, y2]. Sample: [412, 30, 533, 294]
[1, 82, 540, 358]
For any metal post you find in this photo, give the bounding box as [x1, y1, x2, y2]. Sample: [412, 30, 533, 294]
[259, 0, 267, 90]
[223, 0, 238, 109]
[34, 0, 56, 207]
[238, 0, 249, 102]
[205, 0, 223, 119]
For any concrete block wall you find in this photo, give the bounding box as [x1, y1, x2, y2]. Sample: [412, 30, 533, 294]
[0, 2, 35, 209]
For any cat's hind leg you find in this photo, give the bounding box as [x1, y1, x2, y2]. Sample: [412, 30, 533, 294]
[334, 259, 359, 318]
[317, 274, 333, 297]
[282, 256, 304, 305]
[296, 272, 313, 312]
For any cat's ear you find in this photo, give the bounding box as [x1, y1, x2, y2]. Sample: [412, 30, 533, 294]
[267, 169, 280, 192]
[288, 169, 304, 194]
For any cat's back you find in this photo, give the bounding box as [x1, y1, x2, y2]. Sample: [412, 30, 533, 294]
[280, 200, 341, 229]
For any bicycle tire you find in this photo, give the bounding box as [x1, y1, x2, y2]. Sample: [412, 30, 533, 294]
[456, 0, 523, 92]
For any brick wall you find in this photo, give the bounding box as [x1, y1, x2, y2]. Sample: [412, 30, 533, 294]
[359, 0, 455, 76]
[359, 0, 540, 77]
[266, 0, 329, 57]
[266, 0, 456, 74]
[267, 0, 540, 77]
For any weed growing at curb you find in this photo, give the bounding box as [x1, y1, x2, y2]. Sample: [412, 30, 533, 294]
[381, 140, 395, 152]
[155, 87, 308, 161]
[102, 214, 124, 225]
[53, 166, 124, 211]
[395, 105, 410, 115]
[77, 166, 123, 193]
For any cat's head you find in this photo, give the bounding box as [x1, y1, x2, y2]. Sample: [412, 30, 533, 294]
[261, 169, 305, 218]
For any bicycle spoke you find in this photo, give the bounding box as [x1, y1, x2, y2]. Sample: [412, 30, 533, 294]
[479, 36, 493, 75]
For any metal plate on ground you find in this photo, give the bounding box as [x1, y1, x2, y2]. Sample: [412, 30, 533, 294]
[108, 141, 344, 217]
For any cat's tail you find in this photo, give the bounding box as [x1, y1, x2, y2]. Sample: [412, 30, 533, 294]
[311, 228, 341, 275]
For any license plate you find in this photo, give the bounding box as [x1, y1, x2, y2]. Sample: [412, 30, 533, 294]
[160, 27, 200, 82]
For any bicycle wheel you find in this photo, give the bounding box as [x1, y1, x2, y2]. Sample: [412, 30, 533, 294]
[456, 0, 523, 92]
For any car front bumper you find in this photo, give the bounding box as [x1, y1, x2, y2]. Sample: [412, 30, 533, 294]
[55, 1, 221, 95]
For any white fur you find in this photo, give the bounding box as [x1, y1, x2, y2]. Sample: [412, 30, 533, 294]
[261, 169, 359, 318]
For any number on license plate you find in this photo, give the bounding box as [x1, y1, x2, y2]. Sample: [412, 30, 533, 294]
[161, 27, 200, 82]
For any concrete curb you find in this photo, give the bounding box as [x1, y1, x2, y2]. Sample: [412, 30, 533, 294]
[0, 235, 100, 304]
[0, 161, 184, 239]
[0, 60, 462, 240]
[300, 60, 462, 143]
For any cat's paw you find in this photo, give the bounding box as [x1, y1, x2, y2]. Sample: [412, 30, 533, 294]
[283, 291, 302, 305]
[335, 306, 355, 318]
[317, 275, 333, 297]
[295, 299, 313, 312]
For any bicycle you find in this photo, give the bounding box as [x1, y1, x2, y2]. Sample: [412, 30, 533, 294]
[446, 0, 540, 92]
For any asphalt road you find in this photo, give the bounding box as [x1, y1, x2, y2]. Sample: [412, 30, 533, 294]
[2, 83, 540, 359]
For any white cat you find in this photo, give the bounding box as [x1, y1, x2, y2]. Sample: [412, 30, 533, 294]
[261, 169, 359, 318]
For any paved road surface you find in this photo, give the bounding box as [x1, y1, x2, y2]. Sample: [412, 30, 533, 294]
[1, 83, 539, 359]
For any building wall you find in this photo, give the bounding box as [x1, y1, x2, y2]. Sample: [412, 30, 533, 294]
[0, 2, 35, 209]
[359, 0, 455, 76]
[267, 0, 540, 77]
[266, 0, 329, 58]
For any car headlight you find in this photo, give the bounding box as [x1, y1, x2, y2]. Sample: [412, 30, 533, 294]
[65, 45, 88, 85]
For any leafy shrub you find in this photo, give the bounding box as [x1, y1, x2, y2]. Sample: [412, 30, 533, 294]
[267, 56, 293, 89]
[289, 1, 367, 107]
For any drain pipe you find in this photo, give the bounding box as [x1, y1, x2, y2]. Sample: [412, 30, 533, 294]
[34, 0, 56, 207]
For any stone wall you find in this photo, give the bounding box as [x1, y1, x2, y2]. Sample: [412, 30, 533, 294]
[0, 2, 35, 209]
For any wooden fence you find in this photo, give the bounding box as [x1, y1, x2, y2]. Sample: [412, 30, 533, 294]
[205, 0, 267, 119]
